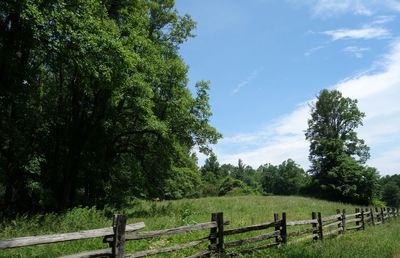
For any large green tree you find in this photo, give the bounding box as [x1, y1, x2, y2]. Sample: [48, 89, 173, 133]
[305, 89, 378, 204]
[0, 0, 220, 213]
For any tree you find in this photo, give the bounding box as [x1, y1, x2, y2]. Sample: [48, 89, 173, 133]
[201, 153, 220, 178]
[382, 182, 400, 208]
[0, 0, 221, 213]
[259, 164, 279, 194]
[305, 89, 377, 204]
[200, 154, 220, 196]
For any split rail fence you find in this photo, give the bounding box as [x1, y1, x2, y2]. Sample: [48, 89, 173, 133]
[0, 207, 398, 257]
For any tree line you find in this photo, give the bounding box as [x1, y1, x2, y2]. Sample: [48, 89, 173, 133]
[1, 0, 399, 216]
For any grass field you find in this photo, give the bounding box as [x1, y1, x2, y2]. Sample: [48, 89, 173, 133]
[268, 220, 400, 258]
[1, 195, 399, 257]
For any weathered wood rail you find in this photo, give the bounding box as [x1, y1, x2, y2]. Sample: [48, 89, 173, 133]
[1, 206, 399, 257]
[0, 215, 144, 258]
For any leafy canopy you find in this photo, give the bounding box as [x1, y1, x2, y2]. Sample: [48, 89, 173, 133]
[305, 89, 377, 204]
[0, 0, 220, 213]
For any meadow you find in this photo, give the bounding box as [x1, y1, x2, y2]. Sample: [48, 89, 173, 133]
[1, 195, 399, 257]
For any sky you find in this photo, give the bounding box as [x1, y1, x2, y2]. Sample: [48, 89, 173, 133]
[175, 0, 400, 175]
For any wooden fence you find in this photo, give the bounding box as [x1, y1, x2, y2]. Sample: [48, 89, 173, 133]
[0, 207, 398, 257]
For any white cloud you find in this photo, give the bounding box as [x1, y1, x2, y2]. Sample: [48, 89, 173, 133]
[232, 67, 264, 95]
[215, 40, 400, 175]
[342, 46, 370, 58]
[369, 147, 400, 174]
[301, 0, 400, 17]
[371, 15, 395, 25]
[323, 27, 391, 40]
[304, 45, 327, 56]
[216, 104, 311, 168]
[313, 0, 373, 16]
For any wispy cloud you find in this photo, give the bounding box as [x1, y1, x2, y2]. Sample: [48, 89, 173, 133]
[232, 67, 264, 95]
[300, 0, 400, 17]
[304, 45, 327, 56]
[371, 15, 395, 25]
[323, 27, 391, 40]
[216, 40, 400, 175]
[313, 0, 373, 16]
[342, 46, 370, 58]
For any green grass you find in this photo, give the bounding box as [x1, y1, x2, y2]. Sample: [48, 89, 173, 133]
[265, 220, 400, 258]
[0, 195, 398, 257]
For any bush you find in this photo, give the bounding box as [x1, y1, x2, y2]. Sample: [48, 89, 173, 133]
[218, 176, 253, 196]
[164, 167, 202, 199]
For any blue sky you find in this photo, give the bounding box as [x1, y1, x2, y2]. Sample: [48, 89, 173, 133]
[175, 0, 400, 175]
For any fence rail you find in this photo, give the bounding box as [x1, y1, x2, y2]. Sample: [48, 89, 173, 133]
[0, 206, 398, 257]
[0, 221, 145, 250]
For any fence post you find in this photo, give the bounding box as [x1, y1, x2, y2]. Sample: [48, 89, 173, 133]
[375, 207, 380, 223]
[312, 212, 318, 240]
[209, 213, 218, 255]
[380, 207, 385, 223]
[370, 207, 375, 226]
[317, 212, 323, 240]
[336, 209, 342, 234]
[355, 208, 360, 228]
[281, 212, 287, 244]
[342, 209, 346, 234]
[216, 212, 224, 256]
[360, 209, 365, 230]
[274, 213, 280, 244]
[112, 214, 127, 258]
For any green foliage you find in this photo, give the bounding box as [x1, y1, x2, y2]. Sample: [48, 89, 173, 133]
[199, 156, 263, 197]
[380, 174, 400, 187]
[259, 159, 310, 195]
[305, 89, 378, 204]
[0, 0, 220, 213]
[382, 182, 400, 208]
[200, 153, 220, 177]
[218, 176, 254, 196]
[379, 174, 400, 207]
[164, 167, 201, 199]
[371, 198, 386, 207]
[231, 159, 260, 189]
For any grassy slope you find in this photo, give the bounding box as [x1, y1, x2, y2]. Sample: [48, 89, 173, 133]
[0, 195, 399, 257]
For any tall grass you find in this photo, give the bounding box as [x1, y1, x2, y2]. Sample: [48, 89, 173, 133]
[0, 195, 398, 257]
[267, 220, 400, 257]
